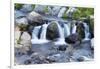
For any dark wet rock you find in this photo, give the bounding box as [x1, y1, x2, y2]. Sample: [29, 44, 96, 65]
[57, 45, 67, 51]
[46, 52, 70, 63]
[76, 22, 85, 39]
[65, 33, 80, 44]
[46, 21, 60, 40]
[24, 59, 32, 65]
[77, 57, 84, 62]
[27, 11, 44, 26]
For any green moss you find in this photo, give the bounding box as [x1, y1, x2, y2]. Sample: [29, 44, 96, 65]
[15, 4, 23, 10]
[32, 5, 35, 10]
[43, 6, 49, 13]
[72, 7, 94, 20]
[18, 24, 28, 31]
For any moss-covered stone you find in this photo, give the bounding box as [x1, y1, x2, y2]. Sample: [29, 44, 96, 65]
[15, 4, 23, 10]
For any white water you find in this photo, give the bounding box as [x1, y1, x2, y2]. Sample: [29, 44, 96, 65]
[31, 24, 49, 44]
[40, 24, 48, 39]
[54, 21, 66, 45]
[64, 23, 70, 37]
[83, 22, 90, 40]
[32, 26, 41, 39]
[72, 23, 77, 34]
[58, 7, 66, 18]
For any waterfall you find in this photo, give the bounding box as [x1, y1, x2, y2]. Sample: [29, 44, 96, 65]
[83, 22, 90, 40]
[58, 7, 66, 18]
[32, 26, 41, 39]
[64, 23, 70, 37]
[31, 24, 49, 44]
[40, 24, 48, 39]
[54, 21, 66, 45]
[72, 23, 77, 34]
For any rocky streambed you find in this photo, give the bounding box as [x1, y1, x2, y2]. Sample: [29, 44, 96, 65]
[14, 4, 94, 65]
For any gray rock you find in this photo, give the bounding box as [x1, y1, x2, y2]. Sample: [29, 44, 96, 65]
[14, 10, 26, 19]
[34, 5, 47, 14]
[27, 11, 44, 26]
[15, 17, 28, 26]
[65, 33, 80, 44]
[20, 4, 33, 13]
[46, 21, 60, 40]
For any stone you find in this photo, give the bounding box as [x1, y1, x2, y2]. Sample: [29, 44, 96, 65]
[65, 33, 80, 44]
[20, 5, 33, 13]
[15, 17, 28, 26]
[27, 11, 44, 26]
[57, 45, 67, 51]
[46, 21, 60, 40]
[14, 10, 26, 19]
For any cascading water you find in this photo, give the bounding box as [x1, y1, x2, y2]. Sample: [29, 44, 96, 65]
[54, 21, 66, 45]
[31, 24, 49, 44]
[83, 22, 90, 40]
[32, 26, 41, 39]
[64, 23, 70, 37]
[72, 23, 77, 34]
[58, 7, 66, 18]
[40, 24, 49, 39]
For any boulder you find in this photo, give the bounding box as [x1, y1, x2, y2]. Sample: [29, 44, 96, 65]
[27, 11, 44, 26]
[76, 22, 85, 39]
[65, 33, 80, 44]
[20, 4, 33, 13]
[15, 17, 28, 26]
[46, 21, 60, 40]
[14, 10, 26, 19]
[34, 5, 47, 14]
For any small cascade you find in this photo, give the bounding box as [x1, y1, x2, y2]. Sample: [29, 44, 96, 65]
[64, 23, 70, 37]
[54, 21, 66, 45]
[72, 23, 77, 34]
[32, 26, 41, 39]
[31, 24, 49, 44]
[40, 24, 49, 39]
[58, 7, 66, 18]
[83, 22, 90, 40]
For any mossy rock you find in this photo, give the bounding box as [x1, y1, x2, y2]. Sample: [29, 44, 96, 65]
[15, 4, 24, 10]
[46, 21, 60, 40]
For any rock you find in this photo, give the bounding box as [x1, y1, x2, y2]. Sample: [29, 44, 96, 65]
[15, 55, 31, 64]
[14, 10, 26, 19]
[20, 32, 32, 47]
[71, 49, 93, 61]
[21, 32, 31, 41]
[20, 5, 33, 13]
[27, 11, 44, 26]
[24, 59, 32, 65]
[15, 17, 28, 26]
[46, 21, 60, 40]
[34, 5, 47, 14]
[65, 33, 80, 44]
[91, 38, 94, 49]
[76, 22, 85, 39]
[76, 57, 84, 62]
[46, 52, 69, 63]
[57, 45, 67, 51]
